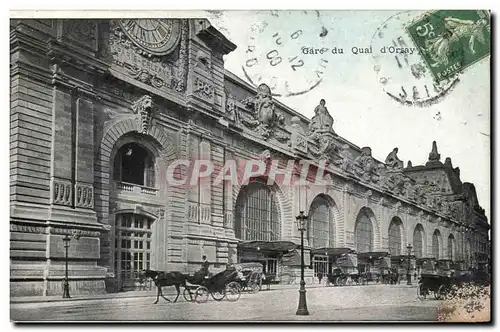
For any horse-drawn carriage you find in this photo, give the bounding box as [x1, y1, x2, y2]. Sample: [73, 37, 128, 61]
[183, 265, 243, 303]
[232, 262, 265, 293]
[326, 267, 365, 286]
[417, 273, 455, 300]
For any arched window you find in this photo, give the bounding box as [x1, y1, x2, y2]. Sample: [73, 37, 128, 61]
[448, 234, 456, 261]
[234, 182, 280, 241]
[388, 217, 403, 255]
[432, 229, 442, 259]
[355, 209, 374, 253]
[308, 196, 334, 248]
[114, 142, 155, 187]
[413, 224, 424, 258]
[114, 213, 154, 287]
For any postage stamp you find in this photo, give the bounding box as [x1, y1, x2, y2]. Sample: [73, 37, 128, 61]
[406, 10, 491, 82]
[371, 11, 460, 108]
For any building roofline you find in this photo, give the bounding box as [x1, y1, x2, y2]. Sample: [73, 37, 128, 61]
[223, 69, 362, 152]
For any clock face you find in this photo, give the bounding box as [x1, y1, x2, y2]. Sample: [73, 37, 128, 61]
[119, 19, 181, 56]
[241, 10, 332, 97]
[371, 11, 459, 107]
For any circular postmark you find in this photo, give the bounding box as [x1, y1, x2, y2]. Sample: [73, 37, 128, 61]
[371, 11, 460, 107]
[241, 10, 331, 97]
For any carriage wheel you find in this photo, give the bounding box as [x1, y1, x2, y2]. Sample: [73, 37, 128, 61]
[249, 276, 262, 294]
[194, 286, 209, 304]
[183, 287, 196, 302]
[225, 282, 241, 302]
[435, 285, 446, 300]
[335, 277, 341, 286]
[417, 284, 426, 300]
[211, 289, 225, 301]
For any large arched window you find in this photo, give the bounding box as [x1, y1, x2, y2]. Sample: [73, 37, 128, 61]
[355, 209, 374, 253]
[234, 182, 280, 241]
[448, 234, 456, 261]
[308, 195, 335, 248]
[114, 142, 155, 187]
[432, 229, 442, 259]
[413, 224, 425, 258]
[388, 217, 403, 255]
[114, 213, 154, 286]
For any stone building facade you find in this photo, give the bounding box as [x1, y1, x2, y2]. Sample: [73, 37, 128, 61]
[10, 18, 490, 296]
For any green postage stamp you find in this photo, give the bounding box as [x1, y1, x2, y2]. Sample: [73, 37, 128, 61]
[406, 10, 491, 82]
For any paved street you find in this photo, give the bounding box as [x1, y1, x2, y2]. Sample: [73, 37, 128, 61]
[11, 284, 441, 322]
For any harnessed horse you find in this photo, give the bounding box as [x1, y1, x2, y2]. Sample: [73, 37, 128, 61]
[140, 269, 208, 304]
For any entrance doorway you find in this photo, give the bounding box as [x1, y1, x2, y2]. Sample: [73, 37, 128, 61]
[313, 254, 329, 277]
[114, 213, 154, 290]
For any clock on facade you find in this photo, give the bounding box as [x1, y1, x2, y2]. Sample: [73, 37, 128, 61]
[118, 19, 182, 57]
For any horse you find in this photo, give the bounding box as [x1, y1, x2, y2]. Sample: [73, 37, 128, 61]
[140, 270, 191, 304]
[141, 269, 208, 304]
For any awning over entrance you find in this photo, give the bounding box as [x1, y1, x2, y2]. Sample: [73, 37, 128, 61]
[357, 251, 390, 260]
[310, 247, 354, 257]
[414, 257, 437, 264]
[237, 241, 297, 253]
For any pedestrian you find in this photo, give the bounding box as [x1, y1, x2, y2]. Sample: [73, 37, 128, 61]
[201, 255, 210, 278]
[317, 272, 323, 285]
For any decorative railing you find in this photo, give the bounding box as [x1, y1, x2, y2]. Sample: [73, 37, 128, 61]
[115, 182, 158, 196]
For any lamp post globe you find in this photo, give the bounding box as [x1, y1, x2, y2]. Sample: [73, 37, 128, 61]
[295, 211, 309, 316]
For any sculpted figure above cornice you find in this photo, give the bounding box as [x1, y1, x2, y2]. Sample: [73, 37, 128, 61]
[240, 84, 288, 142]
[308, 99, 334, 139]
[353, 147, 380, 184]
[132, 95, 155, 134]
[385, 147, 404, 171]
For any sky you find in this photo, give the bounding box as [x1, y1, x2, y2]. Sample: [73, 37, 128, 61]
[202, 10, 491, 222]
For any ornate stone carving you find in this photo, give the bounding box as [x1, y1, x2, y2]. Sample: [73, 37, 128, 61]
[157, 208, 165, 219]
[308, 99, 334, 137]
[132, 95, 154, 134]
[200, 205, 211, 224]
[10, 224, 46, 234]
[51, 178, 72, 206]
[354, 147, 380, 184]
[259, 149, 272, 160]
[193, 77, 214, 99]
[187, 202, 199, 223]
[290, 117, 308, 153]
[62, 20, 98, 51]
[75, 183, 94, 209]
[174, 20, 189, 92]
[379, 167, 413, 197]
[108, 19, 188, 92]
[195, 50, 212, 72]
[52, 228, 100, 237]
[224, 211, 234, 228]
[225, 93, 237, 121]
[385, 147, 404, 171]
[240, 84, 287, 141]
[441, 199, 451, 215]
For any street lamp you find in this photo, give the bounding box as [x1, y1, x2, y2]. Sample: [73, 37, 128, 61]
[295, 211, 309, 316]
[62, 230, 81, 299]
[406, 244, 413, 286]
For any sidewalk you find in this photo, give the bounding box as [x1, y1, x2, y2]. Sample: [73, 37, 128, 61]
[10, 282, 416, 304]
